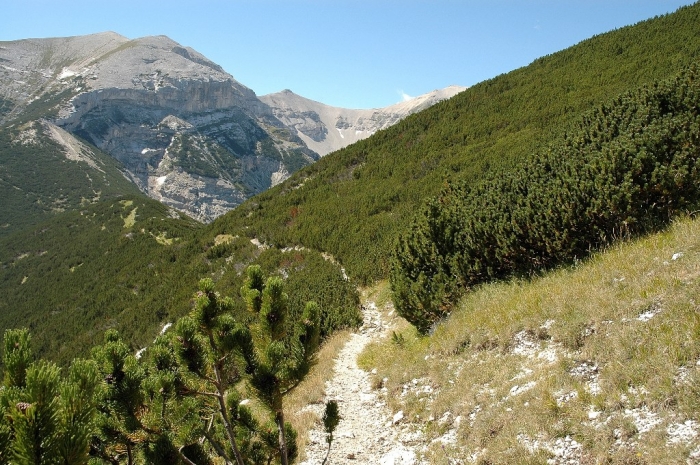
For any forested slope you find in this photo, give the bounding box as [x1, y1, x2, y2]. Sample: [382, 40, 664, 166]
[392, 64, 700, 332]
[213, 3, 700, 284]
[0, 194, 360, 365]
[0, 122, 141, 238]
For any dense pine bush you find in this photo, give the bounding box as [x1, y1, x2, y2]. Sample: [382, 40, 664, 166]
[391, 64, 700, 333]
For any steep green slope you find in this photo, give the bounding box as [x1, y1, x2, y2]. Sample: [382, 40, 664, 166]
[392, 64, 700, 333]
[0, 195, 204, 364]
[213, 3, 700, 284]
[0, 194, 361, 365]
[0, 122, 140, 237]
[0, 194, 362, 367]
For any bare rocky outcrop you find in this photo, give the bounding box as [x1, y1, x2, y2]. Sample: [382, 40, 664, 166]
[1, 33, 315, 222]
[1, 32, 463, 222]
[260, 86, 466, 157]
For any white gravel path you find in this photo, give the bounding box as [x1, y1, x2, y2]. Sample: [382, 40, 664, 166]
[298, 302, 425, 465]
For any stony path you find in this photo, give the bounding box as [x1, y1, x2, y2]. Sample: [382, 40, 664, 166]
[298, 302, 424, 465]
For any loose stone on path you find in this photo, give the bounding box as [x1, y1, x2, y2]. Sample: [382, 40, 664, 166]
[298, 302, 425, 465]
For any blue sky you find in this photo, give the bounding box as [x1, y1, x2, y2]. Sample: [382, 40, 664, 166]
[1, 1, 694, 109]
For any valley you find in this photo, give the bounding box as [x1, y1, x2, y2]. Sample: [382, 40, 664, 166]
[2, 3, 700, 463]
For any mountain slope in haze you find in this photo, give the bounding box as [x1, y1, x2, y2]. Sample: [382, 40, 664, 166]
[260, 85, 466, 156]
[0, 33, 460, 222]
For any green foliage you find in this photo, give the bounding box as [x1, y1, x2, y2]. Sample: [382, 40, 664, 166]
[391, 63, 700, 332]
[56, 359, 101, 465]
[10, 360, 62, 464]
[0, 330, 99, 465]
[321, 400, 340, 465]
[91, 330, 146, 463]
[166, 276, 319, 465]
[241, 265, 265, 314]
[3, 329, 32, 389]
[238, 270, 321, 465]
[0, 195, 203, 365]
[214, 3, 700, 285]
[0, 124, 139, 238]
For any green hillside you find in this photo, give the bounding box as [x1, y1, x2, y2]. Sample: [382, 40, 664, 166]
[0, 195, 204, 363]
[0, 122, 141, 237]
[2, 5, 700, 464]
[1, 1, 699, 376]
[392, 63, 700, 333]
[362, 215, 700, 464]
[213, 3, 700, 284]
[0, 194, 360, 364]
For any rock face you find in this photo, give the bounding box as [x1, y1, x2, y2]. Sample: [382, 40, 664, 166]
[0, 32, 463, 221]
[260, 86, 466, 156]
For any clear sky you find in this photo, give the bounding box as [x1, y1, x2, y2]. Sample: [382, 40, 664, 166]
[1, 1, 695, 109]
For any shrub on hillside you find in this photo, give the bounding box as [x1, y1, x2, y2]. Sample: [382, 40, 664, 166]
[391, 64, 700, 333]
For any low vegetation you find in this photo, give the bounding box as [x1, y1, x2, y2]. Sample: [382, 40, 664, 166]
[361, 216, 700, 463]
[391, 63, 700, 333]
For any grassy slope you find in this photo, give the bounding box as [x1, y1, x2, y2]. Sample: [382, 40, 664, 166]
[213, 3, 700, 284]
[360, 216, 700, 463]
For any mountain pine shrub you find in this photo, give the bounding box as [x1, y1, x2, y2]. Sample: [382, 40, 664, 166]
[391, 63, 700, 333]
[0, 329, 100, 464]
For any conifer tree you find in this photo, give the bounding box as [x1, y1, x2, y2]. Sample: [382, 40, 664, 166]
[174, 278, 247, 465]
[321, 400, 340, 465]
[0, 329, 99, 465]
[91, 329, 146, 465]
[238, 266, 321, 465]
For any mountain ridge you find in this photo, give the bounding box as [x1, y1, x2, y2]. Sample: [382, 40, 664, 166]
[1, 32, 460, 221]
[260, 85, 465, 156]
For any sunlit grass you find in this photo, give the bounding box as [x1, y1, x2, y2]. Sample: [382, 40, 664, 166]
[285, 329, 351, 460]
[359, 216, 700, 463]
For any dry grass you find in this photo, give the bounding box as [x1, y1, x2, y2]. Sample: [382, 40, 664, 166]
[285, 329, 351, 459]
[358, 216, 700, 463]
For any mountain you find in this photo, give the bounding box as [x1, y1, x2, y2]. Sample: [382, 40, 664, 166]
[0, 33, 459, 222]
[0, 32, 316, 222]
[1, 2, 699, 374]
[215, 2, 700, 284]
[259, 86, 465, 156]
[2, 5, 700, 462]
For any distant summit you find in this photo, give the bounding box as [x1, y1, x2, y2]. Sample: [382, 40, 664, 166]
[260, 85, 465, 156]
[0, 32, 464, 221]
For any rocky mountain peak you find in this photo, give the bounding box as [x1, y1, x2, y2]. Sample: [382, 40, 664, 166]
[1, 32, 464, 222]
[260, 85, 466, 156]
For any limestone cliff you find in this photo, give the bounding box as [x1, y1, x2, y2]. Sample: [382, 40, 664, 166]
[0, 32, 462, 221]
[259, 86, 466, 156]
